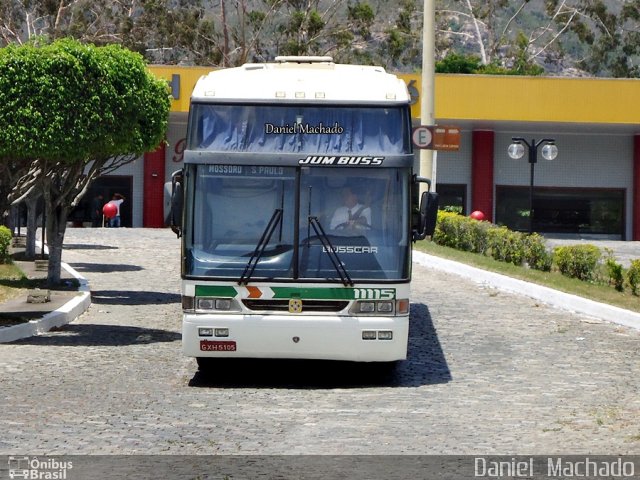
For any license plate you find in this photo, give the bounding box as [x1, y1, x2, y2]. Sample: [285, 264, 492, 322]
[200, 340, 237, 352]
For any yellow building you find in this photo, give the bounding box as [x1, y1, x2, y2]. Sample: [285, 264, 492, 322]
[80, 65, 640, 240]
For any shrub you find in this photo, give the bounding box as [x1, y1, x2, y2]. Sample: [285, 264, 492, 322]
[554, 244, 601, 281]
[433, 211, 491, 254]
[487, 226, 526, 266]
[627, 259, 640, 295]
[442, 205, 463, 214]
[468, 219, 492, 255]
[433, 211, 461, 249]
[523, 233, 552, 271]
[602, 248, 624, 292]
[0, 225, 11, 263]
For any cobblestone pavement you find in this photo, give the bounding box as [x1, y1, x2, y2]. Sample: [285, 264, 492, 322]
[1, 229, 639, 455]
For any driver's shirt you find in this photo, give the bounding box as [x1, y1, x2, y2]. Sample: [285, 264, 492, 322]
[330, 203, 372, 230]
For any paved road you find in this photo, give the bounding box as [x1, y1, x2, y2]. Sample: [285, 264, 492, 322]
[1, 229, 639, 455]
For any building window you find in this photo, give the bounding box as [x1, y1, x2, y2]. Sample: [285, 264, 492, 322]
[495, 186, 624, 238]
[437, 184, 467, 215]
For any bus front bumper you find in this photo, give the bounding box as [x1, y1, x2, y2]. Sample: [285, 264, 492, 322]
[182, 313, 409, 362]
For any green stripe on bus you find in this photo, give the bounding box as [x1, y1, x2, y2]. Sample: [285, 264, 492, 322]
[271, 287, 396, 300]
[272, 287, 356, 300]
[195, 285, 237, 297]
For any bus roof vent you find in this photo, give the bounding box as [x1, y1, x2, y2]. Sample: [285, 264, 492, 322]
[275, 56, 334, 64]
[243, 64, 267, 71]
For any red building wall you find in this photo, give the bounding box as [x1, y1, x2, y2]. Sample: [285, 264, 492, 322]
[633, 135, 640, 240]
[471, 130, 495, 222]
[143, 144, 166, 228]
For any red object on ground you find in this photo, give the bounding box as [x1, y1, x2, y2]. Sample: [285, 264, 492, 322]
[102, 203, 117, 219]
[470, 210, 485, 221]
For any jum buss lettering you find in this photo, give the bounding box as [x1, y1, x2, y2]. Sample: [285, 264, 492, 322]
[299, 156, 384, 166]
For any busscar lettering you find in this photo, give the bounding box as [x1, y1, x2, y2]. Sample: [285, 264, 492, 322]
[299, 156, 384, 166]
[322, 246, 378, 254]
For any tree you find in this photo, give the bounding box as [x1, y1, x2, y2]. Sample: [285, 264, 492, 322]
[380, 0, 421, 70]
[573, 0, 640, 77]
[435, 0, 587, 73]
[0, 38, 170, 285]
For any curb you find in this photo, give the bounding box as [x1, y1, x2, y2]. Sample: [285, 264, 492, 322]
[413, 250, 640, 331]
[0, 257, 91, 344]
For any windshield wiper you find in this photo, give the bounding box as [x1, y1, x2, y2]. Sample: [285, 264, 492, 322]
[238, 208, 283, 286]
[308, 216, 353, 287]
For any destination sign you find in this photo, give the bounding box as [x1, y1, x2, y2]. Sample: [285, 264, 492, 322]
[206, 165, 289, 177]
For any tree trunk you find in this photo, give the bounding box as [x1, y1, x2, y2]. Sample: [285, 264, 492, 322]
[25, 196, 38, 260]
[221, 0, 230, 66]
[45, 201, 69, 287]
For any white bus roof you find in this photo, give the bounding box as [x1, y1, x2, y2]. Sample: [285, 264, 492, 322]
[191, 56, 410, 104]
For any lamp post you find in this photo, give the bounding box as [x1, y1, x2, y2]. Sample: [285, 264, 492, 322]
[507, 137, 558, 234]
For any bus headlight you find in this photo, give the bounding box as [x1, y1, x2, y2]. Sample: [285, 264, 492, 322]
[215, 299, 232, 310]
[350, 300, 398, 316]
[214, 328, 229, 337]
[377, 330, 393, 340]
[198, 327, 230, 337]
[377, 302, 393, 313]
[359, 302, 376, 313]
[194, 297, 239, 312]
[362, 330, 377, 340]
[198, 328, 213, 337]
[197, 298, 215, 310]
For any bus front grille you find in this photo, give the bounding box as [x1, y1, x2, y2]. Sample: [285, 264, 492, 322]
[242, 299, 349, 312]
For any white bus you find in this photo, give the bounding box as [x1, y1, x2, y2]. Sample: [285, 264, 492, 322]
[171, 56, 437, 370]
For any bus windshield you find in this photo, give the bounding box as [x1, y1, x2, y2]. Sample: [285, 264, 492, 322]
[188, 104, 410, 154]
[184, 165, 410, 282]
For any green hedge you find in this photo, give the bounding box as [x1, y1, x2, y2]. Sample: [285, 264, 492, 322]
[627, 260, 640, 295]
[430, 211, 640, 296]
[523, 233, 553, 272]
[553, 244, 601, 281]
[0, 225, 11, 263]
[433, 211, 551, 270]
[433, 211, 490, 254]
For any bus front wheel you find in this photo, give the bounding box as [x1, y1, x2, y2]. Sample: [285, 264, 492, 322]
[196, 357, 215, 371]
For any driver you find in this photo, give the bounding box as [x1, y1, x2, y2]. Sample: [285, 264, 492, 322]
[330, 187, 371, 230]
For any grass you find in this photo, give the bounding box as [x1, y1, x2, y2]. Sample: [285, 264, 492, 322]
[0, 262, 29, 304]
[0, 258, 81, 326]
[415, 240, 640, 314]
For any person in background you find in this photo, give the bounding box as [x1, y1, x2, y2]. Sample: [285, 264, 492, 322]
[108, 193, 125, 228]
[91, 193, 104, 227]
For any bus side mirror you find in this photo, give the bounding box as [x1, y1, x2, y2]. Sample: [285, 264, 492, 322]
[170, 170, 183, 238]
[413, 191, 439, 241]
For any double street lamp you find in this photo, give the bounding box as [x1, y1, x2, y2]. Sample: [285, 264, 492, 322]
[507, 137, 558, 234]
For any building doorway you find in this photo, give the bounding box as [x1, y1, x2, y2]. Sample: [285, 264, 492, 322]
[69, 176, 133, 228]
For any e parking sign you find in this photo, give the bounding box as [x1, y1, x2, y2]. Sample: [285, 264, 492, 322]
[412, 126, 433, 149]
[412, 125, 461, 151]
